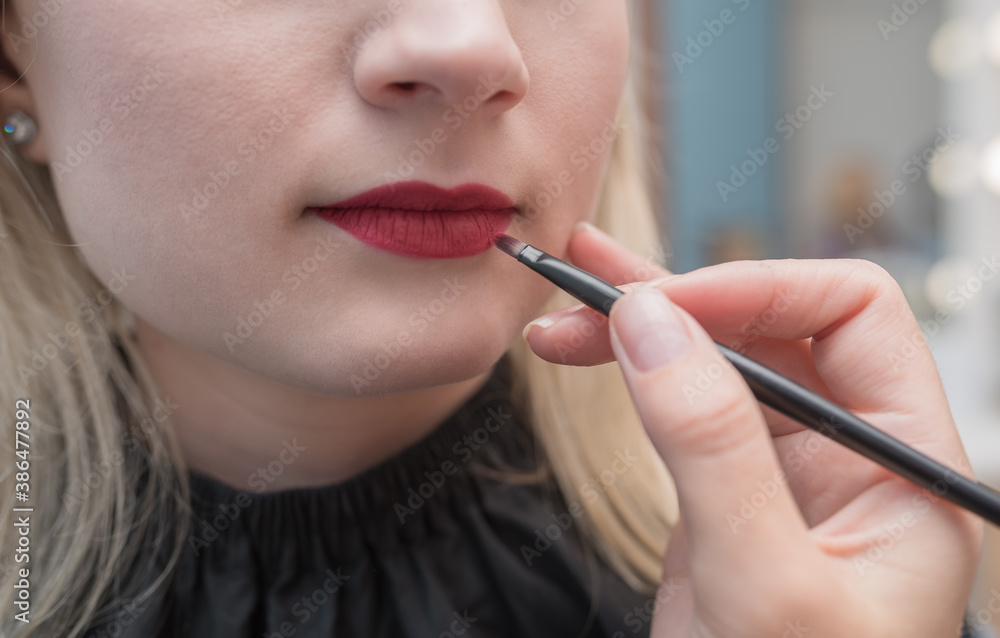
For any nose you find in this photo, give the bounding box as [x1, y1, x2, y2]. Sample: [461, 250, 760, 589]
[353, 1, 530, 116]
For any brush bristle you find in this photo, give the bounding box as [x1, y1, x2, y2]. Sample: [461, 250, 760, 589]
[491, 233, 528, 258]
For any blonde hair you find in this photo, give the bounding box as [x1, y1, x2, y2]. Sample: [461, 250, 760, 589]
[508, 20, 678, 594]
[0, 6, 676, 636]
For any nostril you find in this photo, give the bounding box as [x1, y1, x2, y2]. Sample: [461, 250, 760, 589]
[392, 82, 417, 91]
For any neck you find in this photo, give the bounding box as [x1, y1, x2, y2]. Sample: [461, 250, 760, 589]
[133, 317, 495, 493]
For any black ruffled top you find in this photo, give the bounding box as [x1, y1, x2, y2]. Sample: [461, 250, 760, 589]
[84, 356, 654, 637]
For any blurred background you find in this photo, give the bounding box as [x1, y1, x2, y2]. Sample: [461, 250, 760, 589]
[644, 0, 1000, 632]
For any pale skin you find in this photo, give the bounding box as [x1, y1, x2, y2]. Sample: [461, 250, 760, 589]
[0, 0, 983, 636]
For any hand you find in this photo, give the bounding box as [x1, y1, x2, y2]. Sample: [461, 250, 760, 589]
[523, 222, 984, 637]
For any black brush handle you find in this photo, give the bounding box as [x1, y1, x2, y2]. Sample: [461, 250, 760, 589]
[718, 346, 1000, 525]
[517, 247, 1000, 526]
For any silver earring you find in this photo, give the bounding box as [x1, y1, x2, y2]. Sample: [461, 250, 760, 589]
[4, 109, 36, 147]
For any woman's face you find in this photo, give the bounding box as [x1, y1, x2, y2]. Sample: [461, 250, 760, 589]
[7, 0, 631, 396]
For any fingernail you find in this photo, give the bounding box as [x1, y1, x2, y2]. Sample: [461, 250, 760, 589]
[522, 316, 556, 341]
[612, 285, 692, 372]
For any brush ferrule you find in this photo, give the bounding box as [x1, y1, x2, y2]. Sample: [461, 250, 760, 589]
[517, 245, 545, 263]
[516, 247, 624, 316]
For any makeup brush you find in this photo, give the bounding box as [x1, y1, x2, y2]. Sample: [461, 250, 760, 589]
[492, 233, 1000, 527]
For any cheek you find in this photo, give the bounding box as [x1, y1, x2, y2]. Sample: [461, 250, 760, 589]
[33, 3, 337, 326]
[508, 3, 631, 246]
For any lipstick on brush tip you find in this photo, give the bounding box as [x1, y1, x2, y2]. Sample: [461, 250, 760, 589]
[491, 232, 1000, 527]
[491, 234, 529, 259]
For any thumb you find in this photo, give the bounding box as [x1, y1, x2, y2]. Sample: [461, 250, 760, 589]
[608, 280, 811, 570]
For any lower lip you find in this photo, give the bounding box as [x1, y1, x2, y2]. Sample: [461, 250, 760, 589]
[310, 207, 515, 259]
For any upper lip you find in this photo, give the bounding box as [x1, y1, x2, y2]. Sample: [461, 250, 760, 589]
[310, 181, 518, 213]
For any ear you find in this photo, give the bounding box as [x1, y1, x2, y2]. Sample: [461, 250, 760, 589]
[0, 7, 49, 165]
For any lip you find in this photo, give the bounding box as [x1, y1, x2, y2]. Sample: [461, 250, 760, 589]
[307, 181, 517, 259]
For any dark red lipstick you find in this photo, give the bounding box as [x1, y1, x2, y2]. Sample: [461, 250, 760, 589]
[307, 181, 516, 259]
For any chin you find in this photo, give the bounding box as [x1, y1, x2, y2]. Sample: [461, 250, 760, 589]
[243, 327, 513, 399]
[342, 347, 506, 398]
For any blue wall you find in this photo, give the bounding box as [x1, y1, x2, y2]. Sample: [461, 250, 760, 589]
[661, 0, 784, 272]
